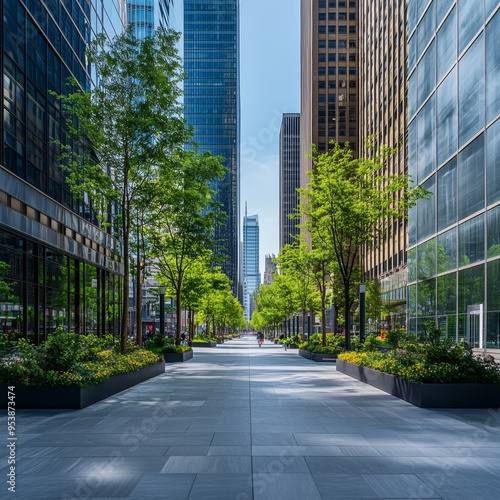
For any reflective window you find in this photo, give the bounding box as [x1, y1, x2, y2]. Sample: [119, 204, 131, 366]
[458, 264, 484, 313]
[486, 119, 500, 205]
[459, 214, 485, 266]
[438, 227, 458, 272]
[487, 205, 500, 258]
[408, 120, 417, 183]
[416, 95, 436, 182]
[487, 260, 500, 311]
[458, 0, 484, 54]
[458, 134, 485, 219]
[417, 1, 435, 54]
[437, 0, 454, 26]
[459, 35, 485, 146]
[436, 7, 456, 83]
[436, 67, 457, 166]
[417, 238, 436, 279]
[437, 157, 457, 231]
[409, 205, 417, 246]
[408, 33, 417, 71]
[417, 41, 436, 109]
[485, 0, 499, 19]
[408, 72, 417, 119]
[408, 247, 417, 283]
[486, 10, 500, 122]
[417, 278, 436, 316]
[417, 175, 436, 241]
[437, 273, 457, 314]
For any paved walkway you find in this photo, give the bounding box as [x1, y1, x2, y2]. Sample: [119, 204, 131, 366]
[2, 337, 500, 499]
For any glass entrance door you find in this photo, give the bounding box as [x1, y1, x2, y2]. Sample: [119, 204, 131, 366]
[466, 304, 484, 349]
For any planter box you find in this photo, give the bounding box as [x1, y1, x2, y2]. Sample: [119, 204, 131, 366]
[164, 350, 193, 362]
[298, 348, 311, 359]
[190, 341, 217, 348]
[0, 361, 165, 410]
[336, 359, 500, 408]
[311, 352, 337, 362]
[298, 349, 337, 362]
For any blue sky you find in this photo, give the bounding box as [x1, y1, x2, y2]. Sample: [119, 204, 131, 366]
[240, 0, 300, 275]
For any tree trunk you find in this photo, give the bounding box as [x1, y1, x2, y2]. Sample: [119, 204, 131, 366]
[344, 285, 351, 351]
[175, 286, 182, 345]
[135, 250, 142, 348]
[301, 309, 306, 341]
[121, 227, 129, 355]
[321, 294, 327, 347]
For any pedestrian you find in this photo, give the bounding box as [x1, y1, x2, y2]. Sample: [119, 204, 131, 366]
[258, 331, 264, 347]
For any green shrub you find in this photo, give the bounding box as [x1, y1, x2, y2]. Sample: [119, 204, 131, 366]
[339, 339, 500, 384]
[0, 333, 161, 387]
[362, 334, 378, 352]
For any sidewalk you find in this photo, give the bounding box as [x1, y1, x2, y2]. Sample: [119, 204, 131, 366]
[2, 337, 500, 499]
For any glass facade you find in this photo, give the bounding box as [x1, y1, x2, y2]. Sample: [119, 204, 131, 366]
[184, 0, 239, 292]
[1, 1, 126, 343]
[127, 0, 173, 38]
[279, 113, 301, 250]
[243, 212, 260, 322]
[407, 0, 500, 348]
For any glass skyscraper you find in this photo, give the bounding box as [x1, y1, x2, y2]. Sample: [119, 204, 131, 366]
[1, 1, 126, 343]
[243, 209, 260, 322]
[407, 1, 500, 349]
[126, 0, 173, 37]
[183, 0, 240, 292]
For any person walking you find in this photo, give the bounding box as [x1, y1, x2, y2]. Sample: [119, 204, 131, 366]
[257, 331, 264, 347]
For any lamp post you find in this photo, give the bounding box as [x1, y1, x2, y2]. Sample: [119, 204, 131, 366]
[359, 283, 366, 344]
[159, 286, 165, 337]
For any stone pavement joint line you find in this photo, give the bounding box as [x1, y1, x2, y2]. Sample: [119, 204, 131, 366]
[2, 337, 500, 499]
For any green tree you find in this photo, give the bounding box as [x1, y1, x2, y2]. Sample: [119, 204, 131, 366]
[299, 141, 427, 350]
[55, 27, 188, 353]
[276, 243, 319, 341]
[149, 149, 226, 345]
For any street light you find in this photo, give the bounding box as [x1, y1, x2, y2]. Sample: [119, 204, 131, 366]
[359, 283, 366, 343]
[159, 286, 165, 336]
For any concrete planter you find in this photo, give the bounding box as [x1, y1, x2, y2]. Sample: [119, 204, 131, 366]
[190, 341, 217, 348]
[311, 352, 337, 362]
[0, 361, 165, 410]
[336, 359, 500, 408]
[298, 348, 311, 359]
[163, 350, 193, 362]
[298, 349, 337, 362]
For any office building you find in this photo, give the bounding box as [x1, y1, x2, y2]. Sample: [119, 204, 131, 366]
[183, 0, 240, 293]
[407, 1, 500, 349]
[279, 113, 301, 249]
[126, 0, 173, 36]
[358, 0, 408, 327]
[0, 1, 126, 343]
[300, 0, 359, 193]
[243, 208, 260, 322]
[263, 254, 277, 286]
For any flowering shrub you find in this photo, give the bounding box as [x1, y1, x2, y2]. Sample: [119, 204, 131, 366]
[339, 339, 500, 383]
[144, 334, 192, 355]
[0, 332, 161, 387]
[298, 333, 346, 354]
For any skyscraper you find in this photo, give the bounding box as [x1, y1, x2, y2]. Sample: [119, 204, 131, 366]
[243, 207, 260, 322]
[1, 1, 126, 343]
[279, 113, 301, 250]
[183, 0, 240, 293]
[126, 0, 173, 36]
[359, 0, 408, 327]
[407, 1, 500, 348]
[263, 254, 277, 286]
[300, 0, 359, 193]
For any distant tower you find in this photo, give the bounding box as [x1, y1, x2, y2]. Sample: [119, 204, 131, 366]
[279, 113, 301, 250]
[126, 0, 173, 36]
[243, 204, 260, 322]
[263, 255, 277, 286]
